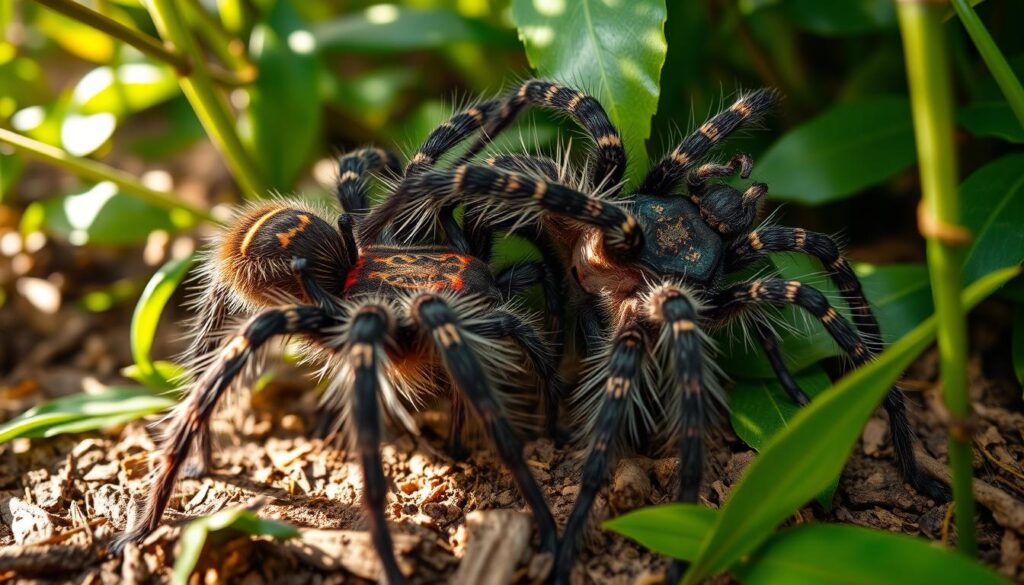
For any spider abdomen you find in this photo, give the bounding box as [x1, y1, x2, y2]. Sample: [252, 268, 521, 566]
[343, 245, 496, 297]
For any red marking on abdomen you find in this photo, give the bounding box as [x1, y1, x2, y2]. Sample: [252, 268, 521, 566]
[343, 256, 366, 291]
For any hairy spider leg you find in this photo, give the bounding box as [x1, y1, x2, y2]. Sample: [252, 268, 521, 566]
[364, 165, 644, 260]
[348, 304, 408, 585]
[336, 147, 403, 214]
[411, 294, 558, 557]
[458, 80, 627, 194]
[753, 319, 811, 406]
[712, 278, 948, 501]
[640, 89, 778, 197]
[552, 327, 647, 585]
[726, 227, 884, 354]
[113, 304, 333, 553]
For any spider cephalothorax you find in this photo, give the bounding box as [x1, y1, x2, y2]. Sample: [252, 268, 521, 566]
[363, 79, 948, 584]
[113, 141, 569, 584]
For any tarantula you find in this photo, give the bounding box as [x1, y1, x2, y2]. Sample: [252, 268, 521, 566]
[362, 79, 948, 584]
[113, 140, 572, 583]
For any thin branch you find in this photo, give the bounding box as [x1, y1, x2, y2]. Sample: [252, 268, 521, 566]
[0, 128, 220, 224]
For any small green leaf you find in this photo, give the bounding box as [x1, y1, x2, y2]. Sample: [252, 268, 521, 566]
[313, 6, 516, 53]
[131, 255, 195, 391]
[0, 387, 175, 444]
[682, 266, 1021, 584]
[757, 96, 916, 203]
[34, 8, 116, 63]
[174, 507, 298, 585]
[735, 524, 1009, 585]
[960, 153, 1024, 285]
[774, 0, 896, 36]
[958, 101, 1024, 143]
[511, 0, 668, 181]
[1013, 307, 1024, 392]
[244, 0, 322, 190]
[71, 62, 180, 118]
[122, 361, 189, 386]
[21, 182, 192, 246]
[603, 504, 715, 561]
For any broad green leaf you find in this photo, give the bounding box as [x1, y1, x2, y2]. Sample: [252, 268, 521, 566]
[327, 68, 418, 132]
[603, 504, 715, 561]
[131, 255, 196, 391]
[735, 524, 1009, 585]
[1, 153, 24, 202]
[21, 182, 192, 246]
[757, 97, 916, 203]
[960, 153, 1024, 285]
[512, 0, 668, 181]
[71, 62, 179, 117]
[313, 6, 516, 53]
[244, 0, 321, 190]
[174, 507, 298, 585]
[682, 265, 1021, 584]
[0, 387, 175, 443]
[730, 368, 836, 508]
[958, 101, 1024, 143]
[774, 0, 896, 36]
[1014, 307, 1024, 392]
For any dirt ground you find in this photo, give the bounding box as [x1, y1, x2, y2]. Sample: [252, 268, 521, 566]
[1, 278, 1023, 584]
[1, 149, 1023, 584]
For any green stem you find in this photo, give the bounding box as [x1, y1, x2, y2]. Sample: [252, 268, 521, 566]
[0, 128, 220, 224]
[144, 0, 267, 199]
[182, 0, 254, 75]
[951, 0, 1024, 129]
[34, 0, 190, 74]
[896, 0, 976, 557]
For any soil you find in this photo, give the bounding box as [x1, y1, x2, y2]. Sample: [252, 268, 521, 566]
[1, 151, 1023, 584]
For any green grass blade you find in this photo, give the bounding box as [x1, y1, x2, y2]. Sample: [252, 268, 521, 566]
[130, 254, 195, 390]
[603, 504, 715, 561]
[682, 265, 1021, 583]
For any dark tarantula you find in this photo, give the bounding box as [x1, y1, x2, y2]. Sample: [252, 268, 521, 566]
[362, 79, 948, 584]
[113, 137, 575, 582]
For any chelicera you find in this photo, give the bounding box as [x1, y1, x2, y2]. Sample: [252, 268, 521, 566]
[113, 136, 573, 583]
[364, 79, 947, 584]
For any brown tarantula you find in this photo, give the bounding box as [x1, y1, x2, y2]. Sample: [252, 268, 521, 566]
[112, 111, 592, 582]
[362, 79, 948, 584]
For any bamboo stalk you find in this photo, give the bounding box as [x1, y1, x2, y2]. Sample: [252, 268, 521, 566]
[896, 0, 977, 556]
[950, 0, 1024, 128]
[144, 0, 268, 199]
[0, 128, 219, 224]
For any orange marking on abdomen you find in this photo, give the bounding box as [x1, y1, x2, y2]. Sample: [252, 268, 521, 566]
[276, 214, 311, 248]
[239, 206, 287, 256]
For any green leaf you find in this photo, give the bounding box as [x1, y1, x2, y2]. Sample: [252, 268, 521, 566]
[757, 96, 916, 204]
[958, 101, 1024, 143]
[34, 8, 116, 63]
[21, 182, 192, 246]
[71, 62, 180, 118]
[511, 0, 668, 181]
[960, 153, 1024, 285]
[0, 387, 175, 444]
[602, 504, 715, 561]
[174, 506, 298, 585]
[774, 0, 896, 36]
[313, 6, 516, 53]
[131, 255, 195, 391]
[730, 368, 836, 508]
[735, 524, 1009, 585]
[1013, 307, 1024, 392]
[244, 0, 322, 190]
[682, 265, 1021, 584]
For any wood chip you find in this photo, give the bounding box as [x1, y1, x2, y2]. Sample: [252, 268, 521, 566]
[280, 528, 419, 580]
[451, 510, 534, 585]
[1, 496, 55, 544]
[916, 448, 1024, 532]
